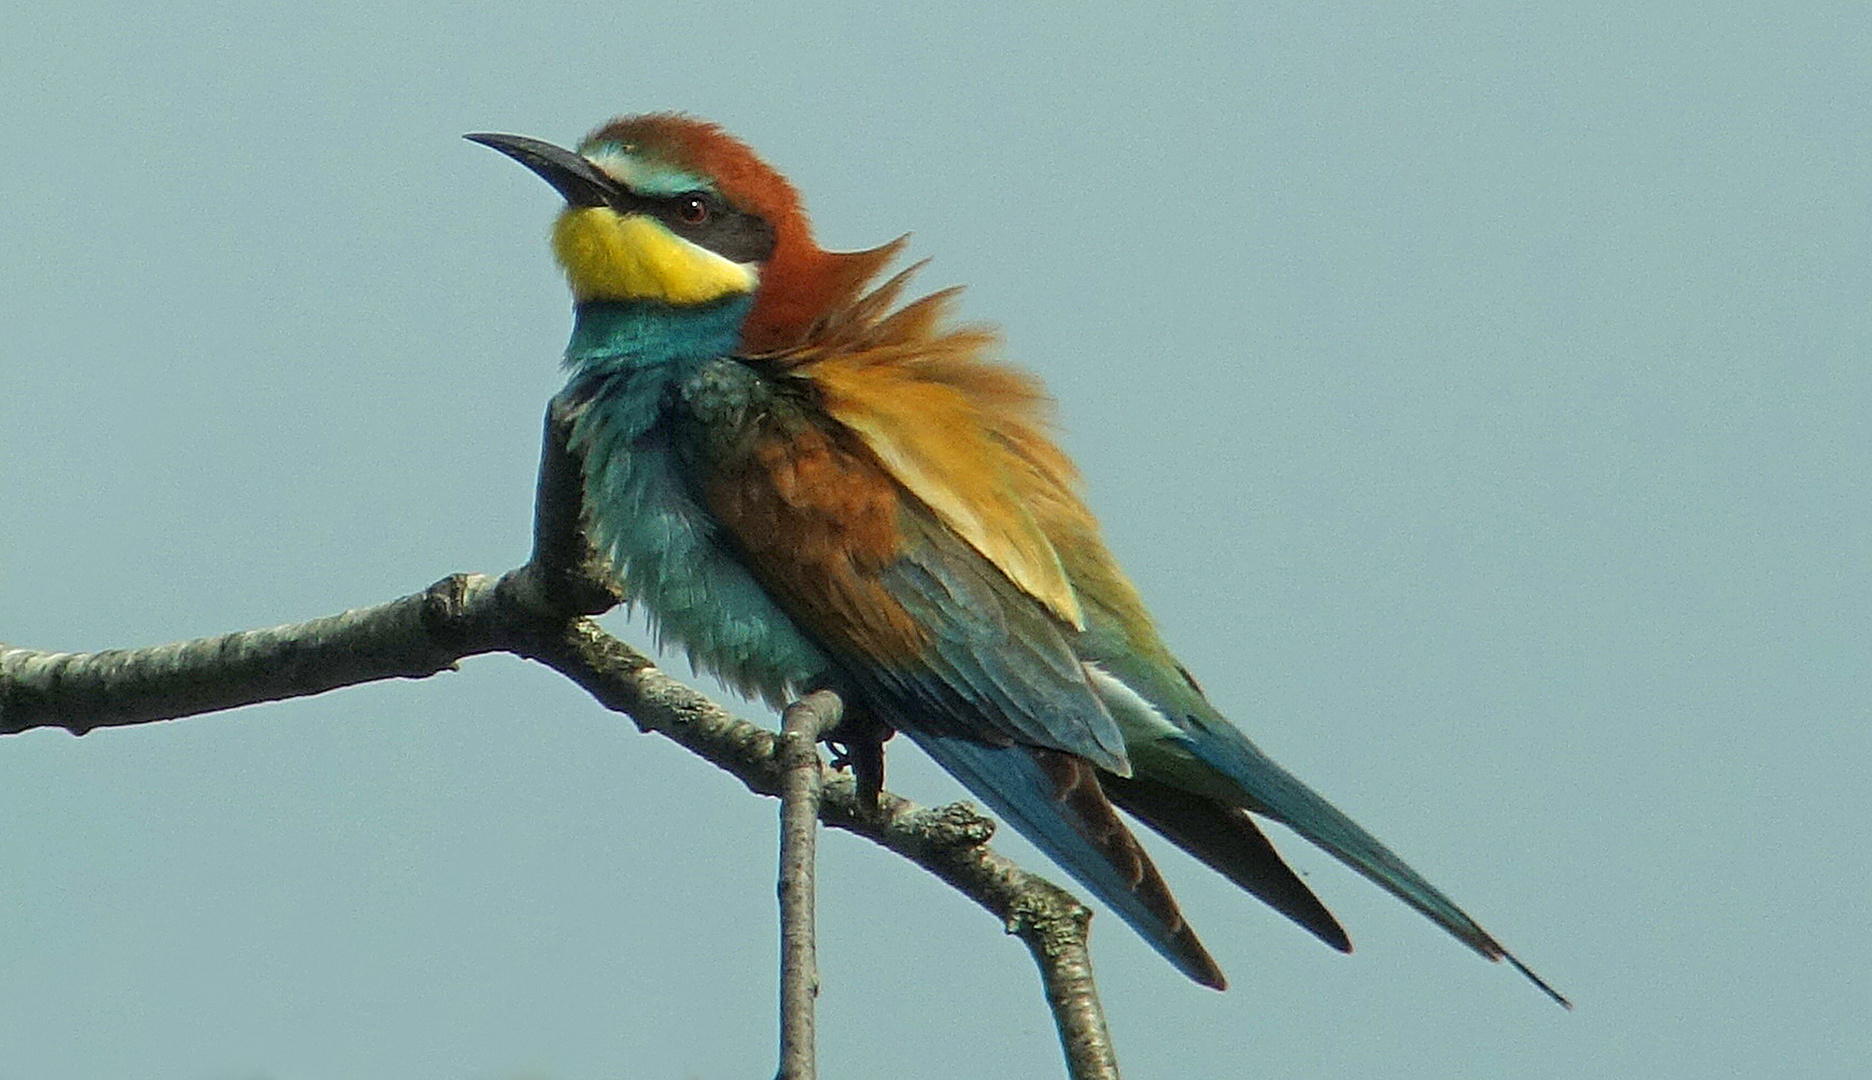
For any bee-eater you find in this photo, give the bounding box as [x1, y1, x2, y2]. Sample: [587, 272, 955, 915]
[468, 115, 1564, 1005]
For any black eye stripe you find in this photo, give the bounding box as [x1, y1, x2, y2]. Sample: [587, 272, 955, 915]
[609, 188, 776, 264]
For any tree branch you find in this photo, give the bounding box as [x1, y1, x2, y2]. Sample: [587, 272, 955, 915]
[0, 400, 1122, 1079]
[777, 689, 843, 1080]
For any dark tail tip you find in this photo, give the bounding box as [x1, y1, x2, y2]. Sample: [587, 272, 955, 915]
[1504, 951, 1572, 1010]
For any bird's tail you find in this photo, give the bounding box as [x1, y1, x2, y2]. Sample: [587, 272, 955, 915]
[1185, 717, 1571, 1008]
[908, 731, 1228, 989]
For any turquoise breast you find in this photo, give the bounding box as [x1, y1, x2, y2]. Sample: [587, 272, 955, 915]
[561, 300, 831, 706]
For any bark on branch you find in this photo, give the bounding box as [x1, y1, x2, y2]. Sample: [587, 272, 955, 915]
[0, 401, 1121, 1080]
[777, 689, 843, 1080]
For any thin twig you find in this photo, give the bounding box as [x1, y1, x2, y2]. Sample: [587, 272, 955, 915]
[776, 689, 843, 1080]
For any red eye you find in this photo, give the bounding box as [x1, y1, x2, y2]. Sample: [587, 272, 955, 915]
[677, 194, 710, 224]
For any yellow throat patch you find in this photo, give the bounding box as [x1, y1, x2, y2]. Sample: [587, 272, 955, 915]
[551, 207, 758, 304]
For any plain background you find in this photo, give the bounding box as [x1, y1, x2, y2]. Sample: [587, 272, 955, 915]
[2, 4, 1866, 1078]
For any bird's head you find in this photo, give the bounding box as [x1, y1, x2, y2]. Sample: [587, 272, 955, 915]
[469, 114, 899, 353]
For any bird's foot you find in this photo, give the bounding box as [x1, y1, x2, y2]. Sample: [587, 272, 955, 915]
[824, 706, 894, 813]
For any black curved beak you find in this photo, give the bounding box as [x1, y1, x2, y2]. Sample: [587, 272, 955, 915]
[464, 132, 618, 208]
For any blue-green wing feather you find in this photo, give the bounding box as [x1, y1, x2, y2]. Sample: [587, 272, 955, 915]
[827, 512, 1233, 984]
[862, 512, 1129, 774]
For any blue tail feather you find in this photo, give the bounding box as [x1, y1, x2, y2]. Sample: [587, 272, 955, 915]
[1180, 716, 1571, 1007]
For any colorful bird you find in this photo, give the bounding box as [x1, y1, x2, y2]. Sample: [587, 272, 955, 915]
[467, 115, 1566, 1005]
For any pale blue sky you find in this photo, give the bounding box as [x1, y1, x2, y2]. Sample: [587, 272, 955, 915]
[1, 4, 1866, 1078]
